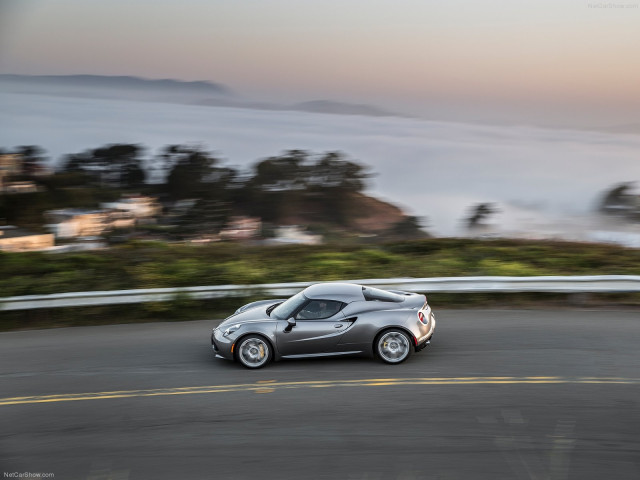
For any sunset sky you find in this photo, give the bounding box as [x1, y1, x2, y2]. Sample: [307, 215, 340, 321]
[1, 0, 639, 126]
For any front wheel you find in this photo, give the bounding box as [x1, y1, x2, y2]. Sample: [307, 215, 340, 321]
[236, 335, 273, 369]
[375, 329, 412, 364]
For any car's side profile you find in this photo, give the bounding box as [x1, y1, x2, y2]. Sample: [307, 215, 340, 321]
[211, 282, 436, 368]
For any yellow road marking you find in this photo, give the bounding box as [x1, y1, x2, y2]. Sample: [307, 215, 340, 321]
[1, 376, 638, 407]
[255, 388, 276, 394]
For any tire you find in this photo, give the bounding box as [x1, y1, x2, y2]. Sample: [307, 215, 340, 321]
[375, 329, 412, 364]
[236, 335, 273, 369]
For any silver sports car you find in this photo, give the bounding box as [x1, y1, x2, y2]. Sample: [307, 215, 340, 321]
[211, 282, 436, 368]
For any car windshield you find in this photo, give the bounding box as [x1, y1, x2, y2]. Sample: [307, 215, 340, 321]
[271, 292, 308, 319]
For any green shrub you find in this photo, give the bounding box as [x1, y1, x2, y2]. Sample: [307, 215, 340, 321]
[1, 239, 639, 301]
[476, 259, 544, 276]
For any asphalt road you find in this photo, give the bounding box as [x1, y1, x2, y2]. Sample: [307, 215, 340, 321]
[1, 309, 639, 480]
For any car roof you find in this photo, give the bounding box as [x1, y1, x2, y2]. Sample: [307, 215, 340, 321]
[303, 282, 365, 303]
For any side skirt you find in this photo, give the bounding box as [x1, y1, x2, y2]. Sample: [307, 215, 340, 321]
[281, 351, 363, 359]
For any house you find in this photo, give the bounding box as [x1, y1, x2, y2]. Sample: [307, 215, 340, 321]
[1, 180, 41, 194]
[45, 208, 138, 239]
[44, 209, 112, 238]
[100, 195, 162, 221]
[108, 209, 137, 230]
[0, 154, 21, 175]
[0, 154, 22, 192]
[267, 225, 322, 245]
[219, 216, 262, 240]
[0, 226, 55, 252]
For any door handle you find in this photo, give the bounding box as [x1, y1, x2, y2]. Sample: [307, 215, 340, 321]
[334, 324, 343, 328]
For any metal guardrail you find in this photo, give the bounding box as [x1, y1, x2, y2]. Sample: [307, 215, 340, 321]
[2, 276, 640, 311]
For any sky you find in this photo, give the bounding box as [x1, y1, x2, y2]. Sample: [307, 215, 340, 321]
[1, 0, 640, 127]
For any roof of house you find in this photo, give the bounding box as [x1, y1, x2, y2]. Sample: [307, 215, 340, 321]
[0, 226, 48, 239]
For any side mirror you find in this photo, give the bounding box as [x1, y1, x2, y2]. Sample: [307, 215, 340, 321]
[284, 317, 296, 333]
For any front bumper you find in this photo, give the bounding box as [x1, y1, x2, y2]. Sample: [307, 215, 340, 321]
[211, 328, 234, 360]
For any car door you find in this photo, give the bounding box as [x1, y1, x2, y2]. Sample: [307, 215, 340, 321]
[275, 299, 353, 356]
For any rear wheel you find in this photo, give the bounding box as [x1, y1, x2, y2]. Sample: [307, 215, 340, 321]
[236, 335, 273, 369]
[375, 329, 412, 364]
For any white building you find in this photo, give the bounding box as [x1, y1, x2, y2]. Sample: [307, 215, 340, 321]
[0, 226, 55, 252]
[45, 208, 135, 239]
[1, 180, 41, 194]
[101, 195, 161, 219]
[267, 225, 323, 245]
[220, 216, 262, 240]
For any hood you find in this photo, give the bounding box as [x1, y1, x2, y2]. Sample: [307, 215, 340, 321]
[217, 304, 278, 330]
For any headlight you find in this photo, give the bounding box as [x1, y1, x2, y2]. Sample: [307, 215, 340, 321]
[223, 324, 242, 337]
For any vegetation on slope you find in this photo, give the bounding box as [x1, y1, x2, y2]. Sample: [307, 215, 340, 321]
[2, 238, 639, 330]
[1, 238, 639, 298]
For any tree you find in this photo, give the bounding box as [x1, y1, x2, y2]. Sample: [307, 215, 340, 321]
[307, 151, 371, 223]
[60, 152, 91, 174]
[249, 149, 309, 192]
[599, 182, 637, 217]
[307, 151, 369, 192]
[92, 144, 146, 188]
[161, 145, 237, 201]
[242, 150, 371, 223]
[389, 216, 429, 239]
[16, 145, 47, 177]
[241, 150, 309, 221]
[59, 144, 146, 188]
[164, 145, 214, 199]
[178, 198, 230, 234]
[466, 203, 498, 229]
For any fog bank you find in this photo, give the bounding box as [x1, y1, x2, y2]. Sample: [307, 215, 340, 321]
[1, 92, 639, 237]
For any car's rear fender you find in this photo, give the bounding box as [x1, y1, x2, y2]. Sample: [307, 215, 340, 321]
[336, 309, 420, 353]
[372, 325, 418, 351]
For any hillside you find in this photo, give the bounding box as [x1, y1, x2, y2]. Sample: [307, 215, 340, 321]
[260, 191, 422, 238]
[347, 193, 410, 233]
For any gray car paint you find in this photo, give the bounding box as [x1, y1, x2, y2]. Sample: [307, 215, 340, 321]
[211, 282, 435, 365]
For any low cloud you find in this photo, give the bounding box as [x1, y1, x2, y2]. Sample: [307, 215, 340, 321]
[1, 92, 640, 236]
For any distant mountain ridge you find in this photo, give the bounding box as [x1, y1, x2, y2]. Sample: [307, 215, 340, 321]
[0, 74, 232, 96]
[0, 73, 401, 118]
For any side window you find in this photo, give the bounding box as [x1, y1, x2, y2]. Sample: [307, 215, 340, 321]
[296, 300, 343, 320]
